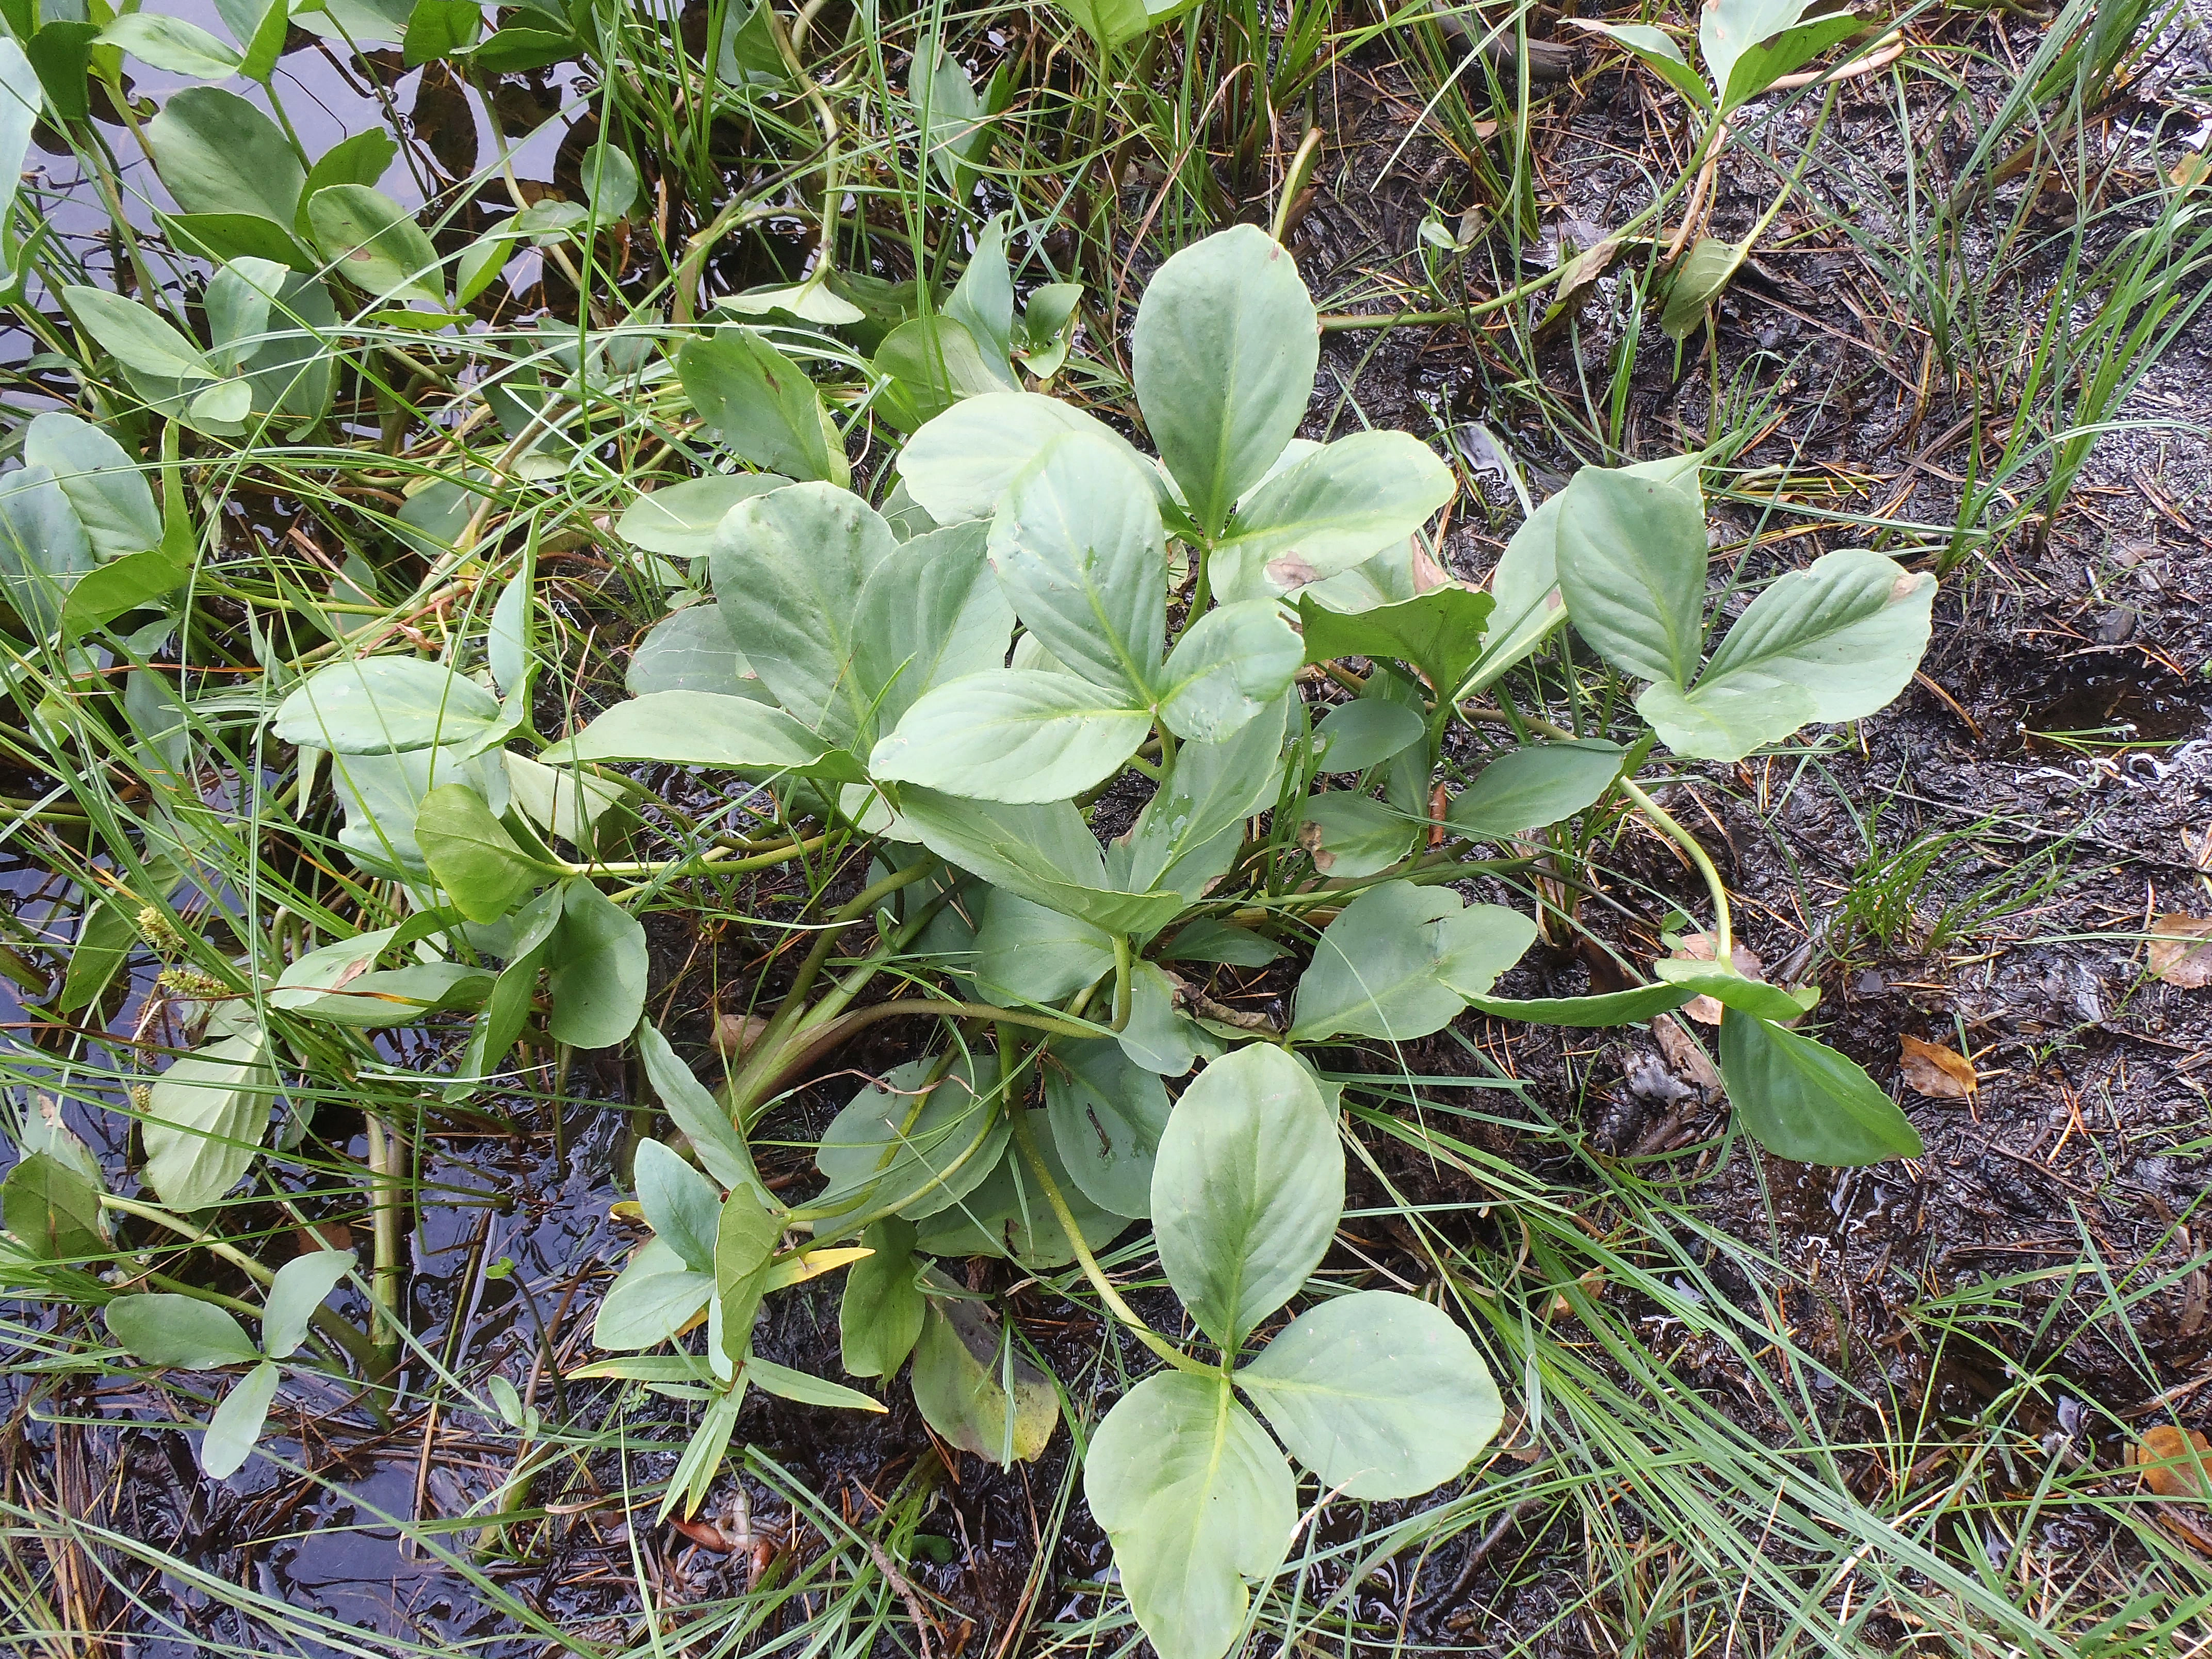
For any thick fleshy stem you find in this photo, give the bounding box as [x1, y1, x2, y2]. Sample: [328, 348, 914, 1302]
[364, 1113, 405, 1379]
[1003, 1109, 1213, 1378]
[1615, 775, 1732, 963]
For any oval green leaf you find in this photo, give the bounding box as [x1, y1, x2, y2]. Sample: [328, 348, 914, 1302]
[1290, 882, 1538, 1043]
[1447, 740, 1627, 841]
[1237, 1289, 1502, 1499]
[1151, 1044, 1341, 1348]
[838, 1219, 924, 1379]
[545, 881, 648, 1050]
[415, 783, 548, 922]
[815, 1056, 1010, 1221]
[141, 1032, 273, 1212]
[710, 482, 897, 744]
[634, 1137, 724, 1276]
[199, 1360, 280, 1479]
[1156, 599, 1301, 743]
[543, 689, 863, 780]
[985, 431, 1169, 705]
[272, 657, 502, 755]
[306, 183, 442, 306]
[1212, 430, 1454, 603]
[146, 86, 305, 226]
[908, 1291, 1058, 1465]
[677, 330, 841, 483]
[261, 1249, 355, 1359]
[1045, 1038, 1171, 1217]
[869, 669, 1151, 804]
[105, 1293, 260, 1368]
[1717, 1009, 1925, 1166]
[1553, 466, 1711, 689]
[1132, 225, 1318, 538]
[1085, 1371, 1296, 1659]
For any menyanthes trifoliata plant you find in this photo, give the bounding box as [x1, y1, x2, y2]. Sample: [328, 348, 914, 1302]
[25, 223, 1937, 1659]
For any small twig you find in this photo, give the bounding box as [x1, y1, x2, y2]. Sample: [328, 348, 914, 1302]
[1664, 123, 1729, 264]
[1766, 31, 1906, 91]
[1423, 1482, 1554, 1612]
[866, 1537, 938, 1659]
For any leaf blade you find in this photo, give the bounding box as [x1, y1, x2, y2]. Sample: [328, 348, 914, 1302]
[869, 669, 1151, 803]
[200, 1360, 280, 1479]
[1133, 225, 1318, 537]
[1291, 883, 1537, 1043]
[106, 1294, 259, 1368]
[1553, 467, 1710, 689]
[1085, 1371, 1296, 1659]
[1717, 1009, 1924, 1165]
[1238, 1290, 1502, 1498]
[262, 1250, 354, 1359]
[1151, 1045, 1341, 1348]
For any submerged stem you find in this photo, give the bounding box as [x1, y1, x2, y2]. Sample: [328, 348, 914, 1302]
[363, 1114, 404, 1377]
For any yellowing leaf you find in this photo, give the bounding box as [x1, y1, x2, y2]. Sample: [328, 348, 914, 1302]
[762, 1246, 873, 1291]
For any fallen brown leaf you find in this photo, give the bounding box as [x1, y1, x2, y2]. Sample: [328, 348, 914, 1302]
[2148, 916, 2212, 988]
[715, 1011, 771, 1055]
[2134, 1425, 2212, 1501]
[1654, 1013, 1723, 1100]
[1671, 933, 1762, 1026]
[1295, 817, 1335, 873]
[1898, 1034, 1977, 1098]
[1410, 541, 1452, 594]
[2160, 1512, 2212, 1555]
[670, 1516, 733, 1552]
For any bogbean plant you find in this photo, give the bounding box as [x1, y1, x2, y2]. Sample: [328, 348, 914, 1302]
[16, 227, 1939, 1659]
